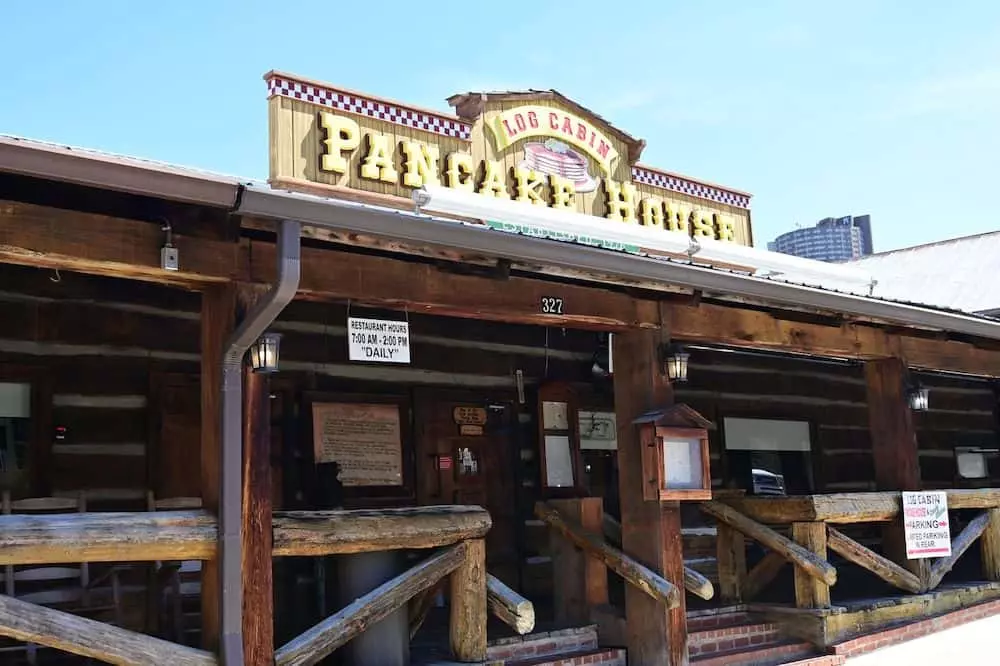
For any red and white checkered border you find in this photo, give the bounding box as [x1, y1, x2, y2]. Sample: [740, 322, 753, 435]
[632, 166, 751, 209]
[267, 76, 471, 141]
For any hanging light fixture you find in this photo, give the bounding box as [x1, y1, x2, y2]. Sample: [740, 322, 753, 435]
[907, 381, 929, 412]
[662, 345, 690, 383]
[249, 332, 282, 373]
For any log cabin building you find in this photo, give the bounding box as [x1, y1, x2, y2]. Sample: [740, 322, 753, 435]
[0, 71, 998, 666]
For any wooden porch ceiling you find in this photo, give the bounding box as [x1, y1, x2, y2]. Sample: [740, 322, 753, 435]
[3, 198, 1000, 376]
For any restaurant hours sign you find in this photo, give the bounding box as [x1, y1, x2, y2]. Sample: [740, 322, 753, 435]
[348, 317, 411, 364]
[902, 491, 952, 559]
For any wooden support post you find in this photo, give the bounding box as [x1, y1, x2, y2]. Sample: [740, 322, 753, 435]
[200, 285, 235, 654]
[449, 538, 487, 663]
[550, 498, 609, 626]
[791, 523, 830, 609]
[982, 508, 1000, 581]
[927, 511, 992, 590]
[613, 326, 688, 666]
[241, 286, 274, 666]
[716, 523, 747, 604]
[865, 357, 926, 583]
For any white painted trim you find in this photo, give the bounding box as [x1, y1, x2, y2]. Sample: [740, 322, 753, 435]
[52, 394, 147, 409]
[52, 443, 146, 456]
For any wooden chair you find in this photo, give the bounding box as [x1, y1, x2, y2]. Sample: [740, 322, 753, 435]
[147, 493, 203, 647]
[0, 491, 126, 664]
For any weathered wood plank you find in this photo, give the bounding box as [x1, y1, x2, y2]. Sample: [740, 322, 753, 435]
[981, 508, 1000, 581]
[744, 552, 787, 601]
[450, 538, 487, 663]
[716, 522, 747, 603]
[271, 505, 491, 556]
[487, 574, 535, 635]
[700, 502, 837, 586]
[275, 543, 466, 666]
[0, 593, 217, 665]
[827, 526, 922, 594]
[927, 511, 992, 590]
[0, 510, 216, 565]
[535, 501, 680, 608]
[792, 522, 830, 609]
[550, 498, 609, 626]
[684, 566, 715, 601]
[721, 490, 1000, 525]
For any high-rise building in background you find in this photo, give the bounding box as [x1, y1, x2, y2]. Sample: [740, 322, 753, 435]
[768, 215, 874, 262]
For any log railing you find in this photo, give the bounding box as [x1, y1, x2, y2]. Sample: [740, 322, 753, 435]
[535, 500, 683, 617]
[703, 489, 1000, 609]
[0, 505, 495, 665]
[601, 512, 715, 601]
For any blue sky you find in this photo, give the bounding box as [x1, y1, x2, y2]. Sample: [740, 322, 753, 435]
[2, 0, 998, 251]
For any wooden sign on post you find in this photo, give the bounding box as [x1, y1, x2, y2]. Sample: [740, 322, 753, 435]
[312, 402, 404, 486]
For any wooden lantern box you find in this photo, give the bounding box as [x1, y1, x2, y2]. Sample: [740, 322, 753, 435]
[634, 404, 714, 502]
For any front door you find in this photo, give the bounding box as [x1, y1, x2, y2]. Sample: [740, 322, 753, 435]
[416, 391, 519, 587]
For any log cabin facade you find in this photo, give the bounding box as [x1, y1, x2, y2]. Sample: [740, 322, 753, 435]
[0, 72, 998, 666]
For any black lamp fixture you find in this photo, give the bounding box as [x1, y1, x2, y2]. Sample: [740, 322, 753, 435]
[661, 344, 690, 383]
[249, 331, 282, 373]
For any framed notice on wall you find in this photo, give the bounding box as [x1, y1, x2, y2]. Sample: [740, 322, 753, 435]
[311, 402, 404, 487]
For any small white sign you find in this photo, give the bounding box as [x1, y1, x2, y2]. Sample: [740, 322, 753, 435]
[347, 317, 411, 364]
[902, 491, 952, 559]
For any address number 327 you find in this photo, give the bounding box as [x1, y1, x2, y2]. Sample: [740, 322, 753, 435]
[540, 296, 564, 315]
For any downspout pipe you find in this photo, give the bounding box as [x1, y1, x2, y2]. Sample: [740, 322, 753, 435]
[219, 218, 301, 665]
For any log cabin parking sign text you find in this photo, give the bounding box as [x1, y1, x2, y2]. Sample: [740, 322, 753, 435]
[902, 491, 952, 559]
[316, 110, 739, 243]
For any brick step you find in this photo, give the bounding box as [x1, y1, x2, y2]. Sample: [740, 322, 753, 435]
[509, 647, 627, 666]
[686, 606, 753, 632]
[781, 656, 845, 666]
[692, 641, 816, 666]
[689, 621, 783, 656]
[486, 625, 599, 663]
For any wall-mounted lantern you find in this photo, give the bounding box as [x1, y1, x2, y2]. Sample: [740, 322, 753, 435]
[249, 332, 283, 373]
[634, 403, 714, 501]
[906, 381, 929, 412]
[661, 345, 690, 383]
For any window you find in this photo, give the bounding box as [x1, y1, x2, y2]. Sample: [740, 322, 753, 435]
[0, 382, 31, 485]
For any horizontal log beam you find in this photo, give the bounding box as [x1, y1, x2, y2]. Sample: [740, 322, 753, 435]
[0, 200, 239, 286]
[4, 199, 1000, 374]
[0, 593, 216, 665]
[0, 506, 491, 565]
[827, 526, 921, 594]
[487, 574, 535, 635]
[927, 511, 992, 590]
[535, 502, 680, 608]
[700, 502, 837, 586]
[722, 489, 1000, 525]
[271, 505, 492, 557]
[0, 510, 216, 565]
[275, 543, 466, 666]
[684, 566, 715, 601]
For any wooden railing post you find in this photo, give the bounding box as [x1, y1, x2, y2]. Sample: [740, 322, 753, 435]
[716, 523, 747, 604]
[982, 507, 1000, 581]
[550, 498, 609, 626]
[450, 539, 486, 662]
[791, 522, 830, 608]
